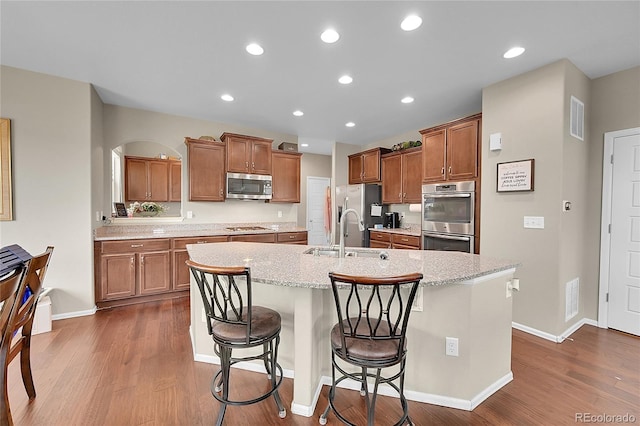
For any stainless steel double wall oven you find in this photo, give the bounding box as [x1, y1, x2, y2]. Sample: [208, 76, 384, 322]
[422, 181, 475, 253]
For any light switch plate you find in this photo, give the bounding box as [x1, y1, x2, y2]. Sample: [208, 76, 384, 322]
[524, 216, 544, 229]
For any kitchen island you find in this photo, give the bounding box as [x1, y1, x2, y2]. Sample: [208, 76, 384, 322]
[187, 242, 518, 417]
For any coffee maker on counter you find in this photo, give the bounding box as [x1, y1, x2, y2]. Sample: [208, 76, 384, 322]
[383, 212, 400, 228]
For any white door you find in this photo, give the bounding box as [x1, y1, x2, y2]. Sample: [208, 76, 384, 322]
[606, 129, 640, 335]
[306, 176, 331, 246]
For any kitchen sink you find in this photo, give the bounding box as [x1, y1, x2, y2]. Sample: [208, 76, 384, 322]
[303, 247, 389, 259]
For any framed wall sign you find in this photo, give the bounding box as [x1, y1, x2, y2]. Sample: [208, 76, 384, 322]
[497, 159, 535, 192]
[114, 202, 128, 217]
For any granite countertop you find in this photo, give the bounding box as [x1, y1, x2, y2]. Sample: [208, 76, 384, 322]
[186, 241, 518, 289]
[94, 222, 307, 241]
[368, 225, 421, 237]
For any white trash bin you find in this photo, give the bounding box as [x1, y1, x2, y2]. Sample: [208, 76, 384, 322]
[32, 295, 52, 335]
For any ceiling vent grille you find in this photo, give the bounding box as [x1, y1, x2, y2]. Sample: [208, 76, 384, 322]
[570, 96, 584, 141]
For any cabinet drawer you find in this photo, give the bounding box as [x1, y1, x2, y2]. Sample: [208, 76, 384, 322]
[173, 236, 228, 249]
[370, 231, 392, 243]
[391, 234, 421, 248]
[101, 239, 171, 254]
[277, 232, 308, 243]
[229, 233, 276, 243]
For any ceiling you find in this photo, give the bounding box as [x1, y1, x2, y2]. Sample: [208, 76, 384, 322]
[1, 1, 639, 155]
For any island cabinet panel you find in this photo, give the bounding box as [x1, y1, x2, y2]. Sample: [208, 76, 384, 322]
[172, 236, 229, 291]
[271, 151, 302, 203]
[381, 147, 422, 204]
[276, 231, 308, 244]
[95, 239, 172, 306]
[420, 113, 481, 183]
[124, 156, 171, 202]
[229, 233, 276, 243]
[348, 147, 392, 184]
[221, 132, 273, 175]
[185, 138, 226, 201]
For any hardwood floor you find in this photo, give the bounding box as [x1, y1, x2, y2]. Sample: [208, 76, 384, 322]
[7, 297, 639, 425]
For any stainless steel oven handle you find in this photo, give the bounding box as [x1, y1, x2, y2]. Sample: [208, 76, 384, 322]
[425, 233, 471, 242]
[423, 193, 471, 198]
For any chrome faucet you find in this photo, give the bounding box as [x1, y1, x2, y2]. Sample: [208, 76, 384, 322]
[339, 208, 365, 258]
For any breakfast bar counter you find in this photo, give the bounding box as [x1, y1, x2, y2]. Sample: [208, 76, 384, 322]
[187, 242, 518, 417]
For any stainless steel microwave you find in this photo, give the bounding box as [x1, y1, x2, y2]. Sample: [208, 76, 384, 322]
[226, 172, 272, 200]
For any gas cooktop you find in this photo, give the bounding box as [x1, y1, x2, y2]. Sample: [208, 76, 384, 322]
[225, 226, 269, 231]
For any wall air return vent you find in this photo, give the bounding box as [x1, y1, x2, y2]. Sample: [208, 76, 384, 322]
[570, 96, 584, 141]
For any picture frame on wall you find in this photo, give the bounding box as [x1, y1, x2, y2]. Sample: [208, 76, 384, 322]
[0, 118, 13, 221]
[497, 159, 535, 192]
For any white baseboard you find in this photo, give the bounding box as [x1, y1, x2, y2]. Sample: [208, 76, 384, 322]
[512, 317, 598, 343]
[291, 379, 326, 417]
[51, 306, 97, 321]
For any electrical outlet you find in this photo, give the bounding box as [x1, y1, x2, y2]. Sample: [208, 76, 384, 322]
[278, 211, 283, 218]
[446, 337, 459, 357]
[187, 211, 193, 219]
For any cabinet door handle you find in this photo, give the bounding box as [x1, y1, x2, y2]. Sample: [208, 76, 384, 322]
[252, 162, 255, 169]
[449, 166, 452, 174]
[130, 258, 134, 267]
[403, 193, 406, 198]
[245, 161, 249, 169]
[219, 189, 223, 196]
[441, 167, 445, 175]
[289, 235, 295, 239]
[401, 238, 409, 242]
[141, 255, 144, 265]
[131, 244, 144, 248]
[196, 241, 207, 244]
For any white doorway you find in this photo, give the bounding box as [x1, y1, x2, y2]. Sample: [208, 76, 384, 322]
[306, 176, 331, 246]
[599, 127, 640, 336]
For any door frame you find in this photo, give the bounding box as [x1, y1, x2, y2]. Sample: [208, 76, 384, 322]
[598, 127, 640, 328]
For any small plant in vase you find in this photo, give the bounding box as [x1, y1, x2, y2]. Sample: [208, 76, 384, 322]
[130, 201, 167, 217]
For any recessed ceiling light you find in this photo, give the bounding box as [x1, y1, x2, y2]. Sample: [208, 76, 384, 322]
[401, 96, 414, 104]
[401, 15, 422, 31]
[503, 46, 525, 59]
[221, 94, 234, 102]
[345, 122, 355, 128]
[338, 75, 353, 85]
[301, 143, 309, 147]
[293, 110, 304, 117]
[321, 28, 340, 43]
[246, 43, 264, 56]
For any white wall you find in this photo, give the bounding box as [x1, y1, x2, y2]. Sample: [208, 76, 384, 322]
[1, 66, 95, 315]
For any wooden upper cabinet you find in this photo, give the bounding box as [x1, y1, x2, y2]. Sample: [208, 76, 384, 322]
[125, 156, 173, 202]
[271, 151, 302, 203]
[402, 149, 422, 203]
[420, 113, 481, 183]
[220, 132, 273, 175]
[381, 154, 402, 204]
[185, 137, 226, 201]
[348, 147, 391, 184]
[381, 147, 422, 204]
[447, 119, 479, 181]
[169, 161, 181, 202]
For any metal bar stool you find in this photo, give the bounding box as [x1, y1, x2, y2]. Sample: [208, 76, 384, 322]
[320, 272, 423, 426]
[186, 260, 286, 426]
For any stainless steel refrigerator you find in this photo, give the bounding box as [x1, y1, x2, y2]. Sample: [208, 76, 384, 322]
[335, 184, 387, 247]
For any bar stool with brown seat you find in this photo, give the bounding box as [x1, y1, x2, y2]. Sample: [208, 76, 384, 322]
[186, 260, 286, 426]
[320, 272, 423, 426]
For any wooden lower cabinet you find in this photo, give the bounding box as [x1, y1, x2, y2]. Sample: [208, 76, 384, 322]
[95, 231, 308, 307]
[369, 231, 420, 250]
[172, 236, 229, 291]
[95, 239, 172, 307]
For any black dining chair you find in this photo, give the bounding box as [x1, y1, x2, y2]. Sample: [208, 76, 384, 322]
[320, 271, 423, 426]
[186, 260, 286, 425]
